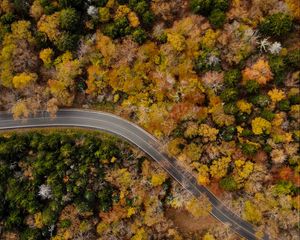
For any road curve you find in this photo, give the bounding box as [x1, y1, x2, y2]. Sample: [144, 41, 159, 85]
[0, 109, 268, 240]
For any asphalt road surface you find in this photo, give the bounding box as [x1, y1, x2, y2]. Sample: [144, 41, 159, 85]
[0, 109, 269, 240]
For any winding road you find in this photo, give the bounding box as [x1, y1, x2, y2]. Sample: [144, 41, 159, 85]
[0, 109, 268, 240]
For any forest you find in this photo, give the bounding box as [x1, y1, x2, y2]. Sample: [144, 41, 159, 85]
[0, 130, 215, 240]
[0, 0, 299, 239]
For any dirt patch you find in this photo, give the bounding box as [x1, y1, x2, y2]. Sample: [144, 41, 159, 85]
[165, 207, 218, 234]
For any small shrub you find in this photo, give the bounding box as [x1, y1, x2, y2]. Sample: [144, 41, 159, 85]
[141, 11, 155, 28]
[59, 8, 79, 31]
[84, 190, 96, 204]
[285, 49, 300, 69]
[214, 0, 229, 11]
[0, 13, 15, 24]
[55, 32, 79, 51]
[223, 102, 239, 115]
[220, 176, 238, 191]
[263, 144, 272, 153]
[241, 143, 258, 156]
[40, 0, 50, 7]
[35, 31, 49, 50]
[60, 219, 72, 228]
[259, 13, 293, 38]
[0, 24, 10, 43]
[20, 228, 41, 240]
[115, 17, 131, 36]
[44, 5, 57, 15]
[269, 55, 286, 85]
[245, 80, 260, 94]
[194, 51, 221, 73]
[190, 0, 212, 15]
[274, 180, 294, 195]
[220, 88, 239, 102]
[236, 112, 249, 124]
[132, 28, 147, 44]
[96, 0, 109, 7]
[117, 0, 128, 4]
[250, 95, 270, 108]
[226, 125, 236, 134]
[58, 0, 84, 8]
[277, 99, 291, 111]
[224, 69, 241, 87]
[132, 0, 149, 15]
[260, 109, 275, 121]
[99, 7, 111, 23]
[156, 32, 167, 44]
[240, 129, 252, 137]
[103, 17, 131, 39]
[221, 125, 236, 141]
[208, 9, 226, 28]
[103, 23, 119, 39]
[289, 94, 300, 104]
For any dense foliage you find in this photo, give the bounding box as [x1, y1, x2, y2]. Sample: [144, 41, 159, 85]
[0, 131, 120, 238]
[0, 130, 214, 239]
[0, 0, 300, 239]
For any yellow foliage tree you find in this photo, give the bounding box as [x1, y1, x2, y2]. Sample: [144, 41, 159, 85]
[197, 164, 210, 185]
[34, 212, 43, 229]
[285, 0, 300, 20]
[184, 122, 199, 138]
[268, 88, 286, 103]
[46, 98, 59, 118]
[138, 103, 175, 137]
[167, 33, 186, 52]
[0, 20, 35, 88]
[251, 117, 271, 135]
[12, 72, 38, 89]
[85, 65, 108, 95]
[237, 100, 252, 114]
[96, 222, 110, 235]
[292, 195, 300, 210]
[210, 157, 231, 179]
[106, 168, 132, 190]
[210, 104, 235, 127]
[47, 52, 81, 106]
[0, 0, 12, 13]
[127, 207, 136, 218]
[128, 11, 140, 27]
[96, 32, 116, 66]
[30, 0, 44, 20]
[115, 5, 130, 19]
[151, 172, 167, 187]
[37, 13, 60, 42]
[48, 79, 73, 106]
[243, 200, 262, 224]
[40, 48, 54, 67]
[185, 196, 212, 218]
[11, 100, 30, 119]
[10, 21, 35, 43]
[198, 124, 219, 142]
[168, 138, 186, 156]
[0, 44, 15, 87]
[55, 51, 81, 86]
[200, 29, 220, 50]
[185, 143, 202, 162]
[109, 66, 144, 94]
[131, 227, 148, 240]
[233, 159, 254, 184]
[203, 233, 215, 240]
